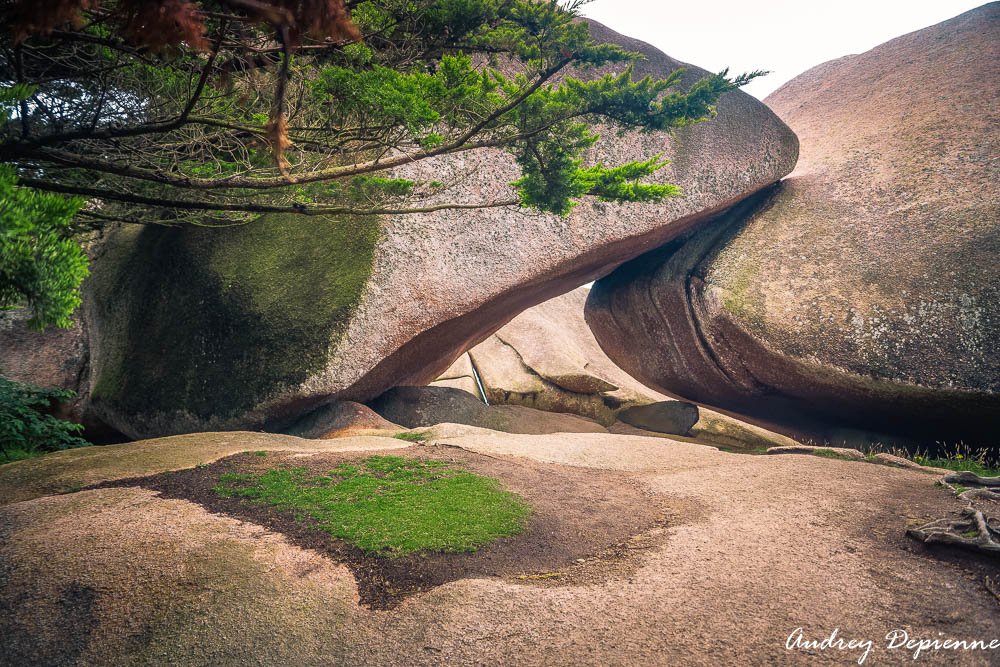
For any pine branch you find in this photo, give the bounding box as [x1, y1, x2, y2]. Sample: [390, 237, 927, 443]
[20, 178, 520, 218]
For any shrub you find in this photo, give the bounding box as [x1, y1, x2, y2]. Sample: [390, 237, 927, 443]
[0, 374, 89, 463]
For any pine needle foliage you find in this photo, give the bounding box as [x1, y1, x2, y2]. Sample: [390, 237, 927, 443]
[0, 0, 764, 326]
[1, 0, 762, 222]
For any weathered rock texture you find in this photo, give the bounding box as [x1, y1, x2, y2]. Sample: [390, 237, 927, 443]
[434, 287, 798, 449]
[0, 310, 89, 422]
[434, 288, 660, 425]
[617, 401, 699, 436]
[2, 432, 997, 664]
[77, 20, 796, 439]
[0, 432, 410, 508]
[586, 4, 1000, 445]
[283, 401, 402, 439]
[370, 385, 608, 435]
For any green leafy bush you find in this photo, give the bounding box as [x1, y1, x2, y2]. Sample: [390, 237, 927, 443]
[0, 163, 88, 331]
[0, 375, 90, 463]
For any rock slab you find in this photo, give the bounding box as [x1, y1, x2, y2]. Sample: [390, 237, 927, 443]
[2, 430, 997, 664]
[283, 401, 402, 439]
[369, 385, 608, 435]
[617, 401, 699, 436]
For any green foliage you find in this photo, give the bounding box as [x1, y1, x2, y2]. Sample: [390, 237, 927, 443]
[578, 156, 680, 203]
[308, 45, 758, 216]
[868, 442, 1000, 476]
[715, 446, 769, 455]
[213, 455, 531, 555]
[392, 431, 431, 442]
[4, 1, 763, 221]
[914, 455, 999, 477]
[344, 176, 414, 203]
[0, 375, 89, 464]
[1, 1, 765, 325]
[504, 65, 758, 215]
[0, 161, 88, 331]
[811, 448, 854, 461]
[0, 84, 35, 117]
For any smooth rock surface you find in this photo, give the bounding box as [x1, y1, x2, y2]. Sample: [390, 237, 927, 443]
[283, 401, 402, 439]
[586, 5, 1000, 445]
[617, 401, 699, 436]
[74, 19, 796, 439]
[436, 287, 704, 425]
[370, 385, 608, 435]
[0, 432, 408, 508]
[2, 430, 996, 664]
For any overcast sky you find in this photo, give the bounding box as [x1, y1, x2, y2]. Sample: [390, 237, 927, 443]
[578, 1, 985, 100]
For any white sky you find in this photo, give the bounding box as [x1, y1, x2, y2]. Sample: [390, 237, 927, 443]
[579, 0, 985, 100]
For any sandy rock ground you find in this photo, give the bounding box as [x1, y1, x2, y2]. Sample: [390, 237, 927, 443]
[2, 430, 998, 665]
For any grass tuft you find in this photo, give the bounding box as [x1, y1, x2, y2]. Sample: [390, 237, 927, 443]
[811, 448, 854, 461]
[867, 442, 999, 477]
[213, 455, 530, 556]
[716, 446, 769, 455]
[393, 431, 430, 442]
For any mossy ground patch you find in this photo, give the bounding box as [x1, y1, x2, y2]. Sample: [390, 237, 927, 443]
[100, 446, 674, 609]
[213, 455, 531, 556]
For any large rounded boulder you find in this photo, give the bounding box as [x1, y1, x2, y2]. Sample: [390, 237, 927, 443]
[77, 20, 797, 439]
[586, 4, 1000, 446]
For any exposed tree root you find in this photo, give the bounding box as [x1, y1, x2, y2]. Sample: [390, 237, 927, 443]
[987, 577, 1000, 603]
[908, 472, 1000, 557]
[907, 507, 1000, 554]
[943, 471, 1000, 496]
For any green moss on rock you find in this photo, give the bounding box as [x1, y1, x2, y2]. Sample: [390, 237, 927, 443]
[720, 259, 761, 321]
[88, 214, 380, 433]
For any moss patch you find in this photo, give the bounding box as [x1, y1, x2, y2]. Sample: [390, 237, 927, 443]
[213, 455, 531, 556]
[392, 431, 430, 442]
[720, 258, 760, 321]
[99, 445, 671, 609]
[88, 214, 380, 430]
[811, 448, 856, 461]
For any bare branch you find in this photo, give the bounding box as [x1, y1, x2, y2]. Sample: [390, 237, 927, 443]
[20, 178, 520, 217]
